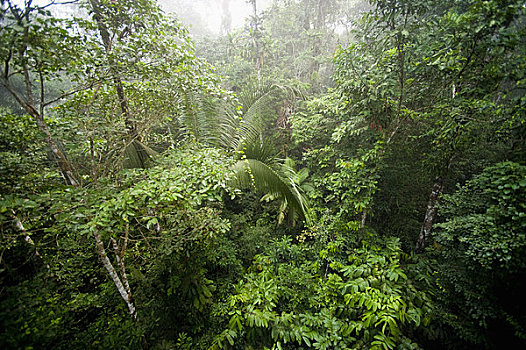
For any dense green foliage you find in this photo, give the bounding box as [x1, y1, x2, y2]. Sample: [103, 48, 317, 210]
[0, 0, 524, 349]
[432, 162, 526, 346]
[212, 237, 432, 350]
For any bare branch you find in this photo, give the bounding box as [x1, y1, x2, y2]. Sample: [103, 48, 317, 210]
[3, 49, 12, 80]
[38, 0, 81, 10]
[42, 83, 94, 107]
[7, 69, 23, 78]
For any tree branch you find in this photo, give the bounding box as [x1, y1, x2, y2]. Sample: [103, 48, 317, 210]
[39, 70, 44, 117]
[94, 229, 137, 319]
[10, 210, 40, 258]
[42, 83, 94, 107]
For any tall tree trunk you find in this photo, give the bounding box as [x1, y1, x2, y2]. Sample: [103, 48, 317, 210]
[248, 0, 261, 83]
[415, 179, 443, 252]
[88, 0, 148, 168]
[311, 0, 327, 75]
[303, 0, 311, 30]
[220, 0, 232, 34]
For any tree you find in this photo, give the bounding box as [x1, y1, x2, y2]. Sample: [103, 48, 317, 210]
[301, 0, 526, 250]
[0, 0, 86, 185]
[1, 0, 227, 321]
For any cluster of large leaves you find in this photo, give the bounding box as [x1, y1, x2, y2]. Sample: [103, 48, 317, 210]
[212, 237, 433, 350]
[437, 162, 526, 270]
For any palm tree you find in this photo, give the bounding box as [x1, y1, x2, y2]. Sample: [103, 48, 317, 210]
[259, 158, 314, 225]
[179, 79, 312, 225]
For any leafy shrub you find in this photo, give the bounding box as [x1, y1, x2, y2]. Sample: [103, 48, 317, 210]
[212, 237, 433, 350]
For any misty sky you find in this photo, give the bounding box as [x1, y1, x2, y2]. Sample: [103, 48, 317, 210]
[158, 0, 273, 36]
[8, 0, 276, 39]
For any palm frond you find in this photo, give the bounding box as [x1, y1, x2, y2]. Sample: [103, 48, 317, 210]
[123, 139, 159, 169]
[232, 158, 312, 225]
[180, 79, 304, 152]
[231, 80, 298, 151]
[178, 90, 214, 143]
[241, 136, 279, 164]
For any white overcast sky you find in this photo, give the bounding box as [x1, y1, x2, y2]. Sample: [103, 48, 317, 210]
[10, 0, 273, 36]
[158, 0, 272, 35]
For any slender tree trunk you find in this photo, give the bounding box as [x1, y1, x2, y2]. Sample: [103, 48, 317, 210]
[303, 0, 311, 30]
[3, 72, 80, 187]
[416, 154, 455, 252]
[0, 19, 80, 186]
[88, 0, 129, 120]
[248, 0, 261, 83]
[88, 0, 148, 168]
[361, 210, 367, 228]
[220, 0, 232, 34]
[311, 0, 327, 76]
[94, 229, 137, 319]
[415, 179, 443, 252]
[10, 210, 40, 257]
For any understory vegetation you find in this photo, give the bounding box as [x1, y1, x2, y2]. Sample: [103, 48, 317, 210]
[0, 0, 525, 349]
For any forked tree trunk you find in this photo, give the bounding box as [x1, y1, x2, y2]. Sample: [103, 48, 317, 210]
[94, 229, 137, 319]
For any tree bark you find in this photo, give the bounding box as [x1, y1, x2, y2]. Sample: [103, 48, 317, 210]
[415, 153, 455, 252]
[361, 210, 367, 228]
[10, 210, 41, 258]
[94, 229, 137, 319]
[415, 179, 443, 252]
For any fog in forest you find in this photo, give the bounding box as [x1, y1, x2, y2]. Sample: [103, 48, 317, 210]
[158, 0, 273, 37]
[1, 1, 525, 349]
